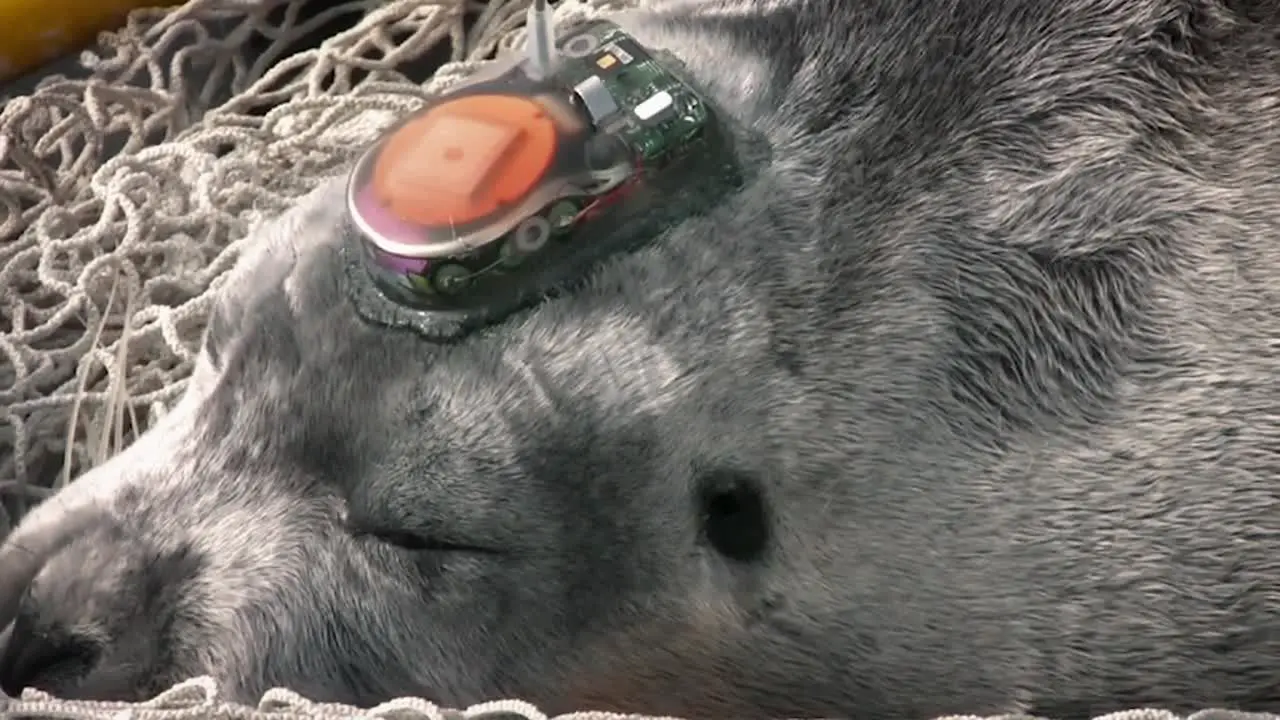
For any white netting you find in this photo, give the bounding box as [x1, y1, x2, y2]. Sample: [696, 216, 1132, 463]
[6, 676, 1278, 720]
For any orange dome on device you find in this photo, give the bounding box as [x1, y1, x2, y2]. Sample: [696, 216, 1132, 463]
[371, 94, 559, 229]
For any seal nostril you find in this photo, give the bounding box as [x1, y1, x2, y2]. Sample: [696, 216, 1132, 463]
[0, 610, 100, 698]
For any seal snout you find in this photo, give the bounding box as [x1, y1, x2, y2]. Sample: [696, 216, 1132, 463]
[0, 544, 45, 659]
[0, 510, 206, 701]
[0, 605, 100, 699]
[0, 518, 104, 699]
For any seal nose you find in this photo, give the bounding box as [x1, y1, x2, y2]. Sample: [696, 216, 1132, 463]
[0, 517, 94, 699]
[0, 622, 12, 697]
[0, 544, 49, 641]
[0, 600, 100, 697]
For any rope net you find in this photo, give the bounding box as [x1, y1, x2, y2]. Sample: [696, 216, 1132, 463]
[5, 677, 1279, 720]
[2, 1, 1279, 719]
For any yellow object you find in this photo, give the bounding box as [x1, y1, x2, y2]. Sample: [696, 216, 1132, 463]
[0, 0, 171, 82]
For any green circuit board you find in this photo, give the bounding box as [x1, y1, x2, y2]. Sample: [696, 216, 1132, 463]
[555, 20, 711, 163]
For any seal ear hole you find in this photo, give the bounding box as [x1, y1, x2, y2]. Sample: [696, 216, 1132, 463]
[698, 469, 769, 562]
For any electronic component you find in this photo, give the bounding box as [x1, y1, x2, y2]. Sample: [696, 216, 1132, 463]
[343, 13, 745, 335]
[525, 0, 558, 80]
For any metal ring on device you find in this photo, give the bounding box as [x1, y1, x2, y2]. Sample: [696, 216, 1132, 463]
[562, 33, 600, 58]
[514, 215, 552, 253]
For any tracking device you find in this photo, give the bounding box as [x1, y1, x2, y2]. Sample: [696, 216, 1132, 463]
[342, 0, 745, 336]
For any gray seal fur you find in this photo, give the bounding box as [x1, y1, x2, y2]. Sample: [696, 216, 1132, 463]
[2, 0, 1280, 717]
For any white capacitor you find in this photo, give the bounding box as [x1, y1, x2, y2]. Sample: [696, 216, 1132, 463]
[634, 90, 674, 121]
